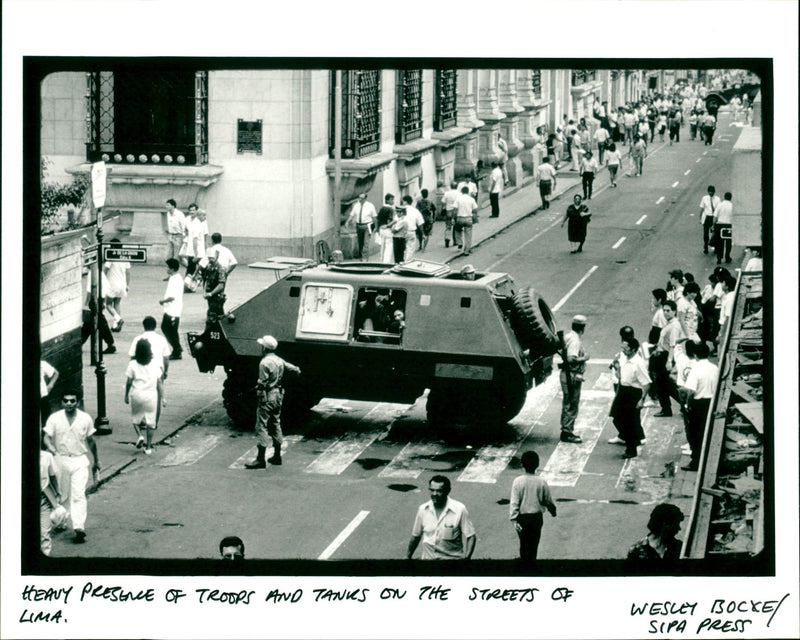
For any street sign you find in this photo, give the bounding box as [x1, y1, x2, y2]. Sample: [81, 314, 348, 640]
[82, 244, 98, 266]
[91, 161, 107, 209]
[104, 245, 148, 263]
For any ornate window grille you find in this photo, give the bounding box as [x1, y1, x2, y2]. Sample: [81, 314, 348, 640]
[395, 70, 423, 144]
[530, 70, 542, 98]
[434, 69, 457, 131]
[571, 69, 597, 86]
[86, 69, 208, 165]
[329, 70, 382, 159]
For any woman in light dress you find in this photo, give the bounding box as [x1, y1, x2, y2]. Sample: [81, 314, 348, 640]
[102, 238, 130, 331]
[124, 339, 163, 455]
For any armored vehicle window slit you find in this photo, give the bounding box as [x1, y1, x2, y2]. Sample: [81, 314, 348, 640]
[354, 287, 407, 346]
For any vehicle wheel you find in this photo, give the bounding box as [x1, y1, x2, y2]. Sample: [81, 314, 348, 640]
[510, 287, 560, 356]
[222, 359, 258, 429]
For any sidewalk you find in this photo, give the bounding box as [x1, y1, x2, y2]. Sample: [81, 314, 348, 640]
[83, 169, 584, 488]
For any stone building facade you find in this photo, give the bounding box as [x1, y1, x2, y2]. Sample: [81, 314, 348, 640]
[41, 67, 652, 263]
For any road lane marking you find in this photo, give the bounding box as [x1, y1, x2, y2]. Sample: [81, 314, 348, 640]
[696, 158, 701, 163]
[318, 510, 370, 560]
[380, 442, 446, 479]
[672, 181, 679, 188]
[616, 410, 677, 503]
[636, 215, 647, 225]
[612, 237, 626, 249]
[684, 169, 691, 176]
[305, 403, 407, 475]
[158, 434, 223, 467]
[458, 371, 560, 484]
[230, 435, 302, 469]
[703, 151, 708, 156]
[656, 196, 665, 204]
[541, 394, 611, 487]
[552, 266, 598, 312]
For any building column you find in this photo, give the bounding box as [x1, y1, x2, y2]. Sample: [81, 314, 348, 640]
[517, 70, 549, 175]
[497, 70, 525, 185]
[454, 69, 484, 180]
[475, 69, 505, 189]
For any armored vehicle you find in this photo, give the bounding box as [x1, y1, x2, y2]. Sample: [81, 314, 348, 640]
[188, 258, 561, 429]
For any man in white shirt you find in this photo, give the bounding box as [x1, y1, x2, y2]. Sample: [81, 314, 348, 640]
[159, 259, 184, 360]
[164, 198, 187, 260]
[651, 301, 686, 417]
[681, 342, 719, 471]
[560, 315, 589, 443]
[592, 125, 609, 163]
[454, 187, 478, 255]
[610, 337, 651, 459]
[346, 193, 377, 260]
[441, 181, 460, 248]
[489, 161, 503, 218]
[183, 203, 209, 281]
[401, 195, 425, 261]
[407, 475, 476, 560]
[699, 185, 721, 254]
[713, 192, 734, 264]
[534, 157, 557, 210]
[209, 233, 238, 276]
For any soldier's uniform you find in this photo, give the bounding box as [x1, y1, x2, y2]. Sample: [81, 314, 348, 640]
[203, 261, 227, 325]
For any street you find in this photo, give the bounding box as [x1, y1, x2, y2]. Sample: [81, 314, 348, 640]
[52, 112, 744, 562]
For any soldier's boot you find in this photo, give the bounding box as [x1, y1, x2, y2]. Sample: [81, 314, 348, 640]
[245, 445, 267, 469]
[445, 239, 450, 248]
[268, 442, 282, 466]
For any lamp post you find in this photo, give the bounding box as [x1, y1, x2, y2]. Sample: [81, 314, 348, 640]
[93, 205, 111, 435]
[333, 69, 342, 252]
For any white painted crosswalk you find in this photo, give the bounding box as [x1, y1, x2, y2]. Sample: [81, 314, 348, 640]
[305, 402, 408, 475]
[155, 365, 685, 504]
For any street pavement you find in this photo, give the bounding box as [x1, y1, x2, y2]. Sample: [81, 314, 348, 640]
[62, 108, 747, 560]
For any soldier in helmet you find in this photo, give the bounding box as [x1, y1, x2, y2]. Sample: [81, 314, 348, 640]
[245, 336, 301, 469]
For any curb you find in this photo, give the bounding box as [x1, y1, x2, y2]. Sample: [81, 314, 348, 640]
[89, 394, 224, 492]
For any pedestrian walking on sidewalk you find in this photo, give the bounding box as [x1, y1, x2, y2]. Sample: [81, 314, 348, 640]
[441, 182, 459, 248]
[593, 125, 609, 164]
[159, 259, 184, 360]
[390, 207, 408, 264]
[559, 315, 589, 443]
[454, 186, 478, 255]
[125, 338, 163, 455]
[681, 342, 718, 471]
[561, 195, 591, 253]
[43, 389, 100, 544]
[580, 151, 598, 200]
[376, 193, 396, 263]
[245, 335, 301, 469]
[509, 451, 557, 562]
[102, 239, 130, 332]
[489, 161, 503, 218]
[534, 157, 557, 210]
[82, 268, 116, 354]
[630, 135, 647, 176]
[345, 193, 377, 260]
[605, 142, 621, 187]
[164, 199, 187, 261]
[570, 129, 583, 171]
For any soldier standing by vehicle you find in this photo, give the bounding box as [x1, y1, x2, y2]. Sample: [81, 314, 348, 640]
[203, 248, 227, 327]
[559, 315, 589, 443]
[245, 335, 301, 469]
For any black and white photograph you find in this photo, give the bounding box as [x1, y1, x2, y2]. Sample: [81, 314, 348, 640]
[2, 2, 798, 639]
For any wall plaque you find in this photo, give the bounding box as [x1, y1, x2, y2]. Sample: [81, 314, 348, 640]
[237, 119, 263, 154]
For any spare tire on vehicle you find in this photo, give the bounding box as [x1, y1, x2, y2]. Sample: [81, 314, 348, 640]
[510, 287, 560, 356]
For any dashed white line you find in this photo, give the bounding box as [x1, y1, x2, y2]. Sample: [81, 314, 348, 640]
[612, 237, 626, 249]
[318, 510, 370, 560]
[696, 158, 702, 163]
[552, 265, 598, 312]
[684, 169, 691, 176]
[703, 151, 708, 156]
[656, 196, 665, 204]
[636, 215, 647, 225]
[672, 181, 679, 188]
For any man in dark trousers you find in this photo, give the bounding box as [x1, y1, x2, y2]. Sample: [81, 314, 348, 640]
[509, 451, 557, 561]
[159, 259, 184, 359]
[245, 335, 301, 469]
[203, 248, 227, 327]
[681, 342, 718, 471]
[560, 315, 589, 443]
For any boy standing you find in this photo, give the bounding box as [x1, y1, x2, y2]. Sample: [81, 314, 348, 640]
[509, 451, 557, 561]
